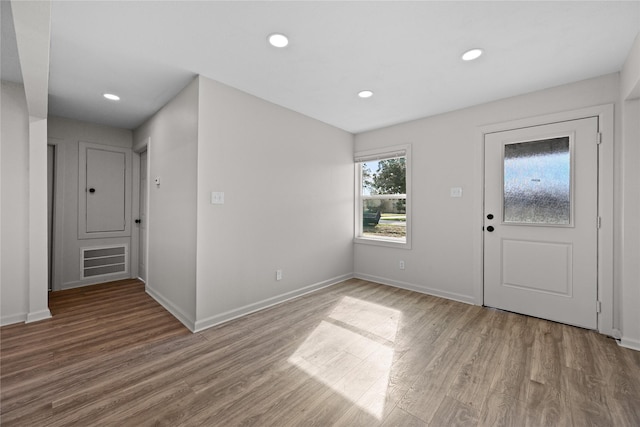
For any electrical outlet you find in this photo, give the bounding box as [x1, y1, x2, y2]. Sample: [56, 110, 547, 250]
[399, 260, 405, 270]
[276, 269, 282, 281]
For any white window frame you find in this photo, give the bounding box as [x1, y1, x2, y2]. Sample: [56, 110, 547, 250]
[354, 144, 411, 249]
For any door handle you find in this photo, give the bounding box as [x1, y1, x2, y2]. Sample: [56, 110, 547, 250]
[135, 219, 141, 224]
[486, 226, 495, 232]
[89, 188, 96, 193]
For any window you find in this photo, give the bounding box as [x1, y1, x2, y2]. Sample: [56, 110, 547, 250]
[503, 136, 571, 225]
[355, 145, 411, 248]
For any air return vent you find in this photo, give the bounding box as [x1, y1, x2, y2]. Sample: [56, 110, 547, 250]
[81, 244, 128, 279]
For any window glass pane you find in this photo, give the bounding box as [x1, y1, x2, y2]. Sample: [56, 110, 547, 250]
[362, 198, 406, 239]
[503, 137, 570, 224]
[362, 158, 405, 196]
[359, 155, 407, 242]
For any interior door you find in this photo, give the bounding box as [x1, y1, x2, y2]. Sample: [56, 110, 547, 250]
[47, 145, 55, 291]
[138, 150, 147, 282]
[484, 117, 598, 329]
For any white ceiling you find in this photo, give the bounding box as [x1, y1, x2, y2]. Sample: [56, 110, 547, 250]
[2, 1, 639, 133]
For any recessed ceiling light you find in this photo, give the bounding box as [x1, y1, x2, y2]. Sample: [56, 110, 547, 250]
[462, 48, 483, 61]
[103, 93, 120, 101]
[358, 90, 374, 99]
[268, 33, 289, 48]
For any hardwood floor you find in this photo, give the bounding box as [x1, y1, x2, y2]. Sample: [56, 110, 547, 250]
[1, 278, 639, 426]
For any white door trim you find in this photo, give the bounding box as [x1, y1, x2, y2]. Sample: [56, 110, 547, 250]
[473, 104, 615, 336]
[131, 137, 150, 283]
[47, 137, 65, 291]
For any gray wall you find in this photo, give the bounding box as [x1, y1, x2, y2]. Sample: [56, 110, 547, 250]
[1, 81, 30, 324]
[354, 73, 619, 309]
[133, 77, 200, 328]
[48, 116, 133, 290]
[133, 76, 354, 331]
[194, 76, 354, 330]
[619, 33, 640, 350]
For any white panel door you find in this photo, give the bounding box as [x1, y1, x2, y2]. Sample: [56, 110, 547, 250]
[484, 117, 598, 329]
[86, 148, 126, 233]
[138, 150, 147, 282]
[47, 145, 55, 291]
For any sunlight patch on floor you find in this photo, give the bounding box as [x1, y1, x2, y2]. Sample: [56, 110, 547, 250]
[288, 297, 401, 419]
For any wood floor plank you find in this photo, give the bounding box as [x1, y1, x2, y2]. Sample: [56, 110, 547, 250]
[428, 395, 478, 427]
[477, 393, 527, 427]
[397, 317, 483, 423]
[380, 405, 427, 427]
[2, 278, 639, 426]
[485, 311, 532, 403]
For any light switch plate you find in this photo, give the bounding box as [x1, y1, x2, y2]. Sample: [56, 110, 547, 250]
[450, 187, 463, 198]
[211, 191, 225, 204]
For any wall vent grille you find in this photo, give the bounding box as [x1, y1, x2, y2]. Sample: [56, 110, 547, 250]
[81, 244, 128, 279]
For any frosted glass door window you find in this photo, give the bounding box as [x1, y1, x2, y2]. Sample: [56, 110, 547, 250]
[503, 137, 571, 224]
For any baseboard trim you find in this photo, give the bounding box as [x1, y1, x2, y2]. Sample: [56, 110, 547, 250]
[619, 337, 640, 352]
[59, 273, 131, 291]
[1, 312, 27, 326]
[145, 286, 196, 332]
[193, 273, 354, 333]
[354, 273, 476, 305]
[26, 309, 52, 323]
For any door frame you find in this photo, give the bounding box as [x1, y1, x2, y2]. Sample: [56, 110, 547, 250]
[47, 137, 65, 291]
[473, 104, 615, 337]
[131, 137, 150, 283]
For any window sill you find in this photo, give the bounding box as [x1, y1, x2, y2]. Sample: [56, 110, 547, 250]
[354, 236, 412, 250]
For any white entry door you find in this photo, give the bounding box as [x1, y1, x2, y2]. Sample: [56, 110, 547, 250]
[484, 117, 599, 329]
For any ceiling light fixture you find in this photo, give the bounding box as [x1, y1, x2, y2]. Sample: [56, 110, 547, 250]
[461, 48, 483, 61]
[358, 90, 374, 99]
[268, 33, 289, 48]
[103, 93, 120, 101]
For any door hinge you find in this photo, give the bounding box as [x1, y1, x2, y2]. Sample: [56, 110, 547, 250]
[597, 132, 602, 144]
[596, 300, 602, 314]
[597, 216, 602, 229]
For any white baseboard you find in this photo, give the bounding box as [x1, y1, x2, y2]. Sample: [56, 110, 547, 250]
[1, 312, 27, 326]
[26, 309, 52, 323]
[193, 273, 354, 333]
[619, 337, 640, 352]
[354, 273, 476, 305]
[59, 273, 131, 291]
[145, 285, 196, 332]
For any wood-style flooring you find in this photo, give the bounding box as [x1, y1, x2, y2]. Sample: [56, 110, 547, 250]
[1, 278, 639, 426]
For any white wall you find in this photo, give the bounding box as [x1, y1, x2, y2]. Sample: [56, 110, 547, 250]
[194, 77, 354, 330]
[2, 0, 52, 325]
[619, 33, 640, 351]
[133, 77, 199, 329]
[354, 73, 620, 307]
[48, 116, 133, 290]
[1, 81, 30, 324]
